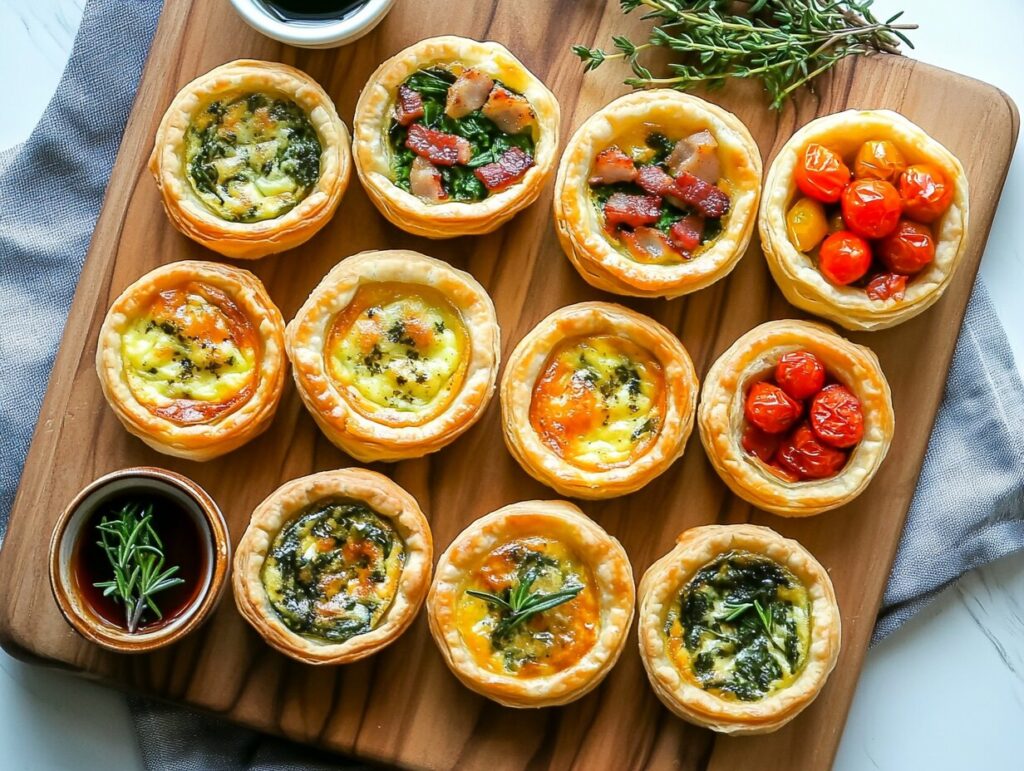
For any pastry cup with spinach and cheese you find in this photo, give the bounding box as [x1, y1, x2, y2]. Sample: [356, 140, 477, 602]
[554, 90, 762, 298]
[638, 524, 840, 734]
[500, 302, 698, 499]
[233, 468, 432, 665]
[150, 59, 351, 260]
[352, 36, 560, 238]
[427, 500, 634, 707]
[286, 250, 500, 462]
[96, 261, 286, 461]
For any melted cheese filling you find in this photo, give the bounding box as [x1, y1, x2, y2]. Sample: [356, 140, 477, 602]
[455, 534, 599, 678]
[121, 282, 258, 425]
[664, 551, 810, 702]
[529, 335, 665, 470]
[185, 92, 321, 222]
[326, 282, 469, 425]
[261, 501, 405, 644]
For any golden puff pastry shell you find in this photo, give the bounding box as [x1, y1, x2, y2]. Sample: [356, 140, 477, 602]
[698, 319, 894, 517]
[286, 249, 500, 462]
[760, 109, 969, 331]
[149, 59, 351, 260]
[427, 500, 634, 707]
[352, 36, 560, 238]
[501, 302, 698, 499]
[233, 468, 432, 665]
[554, 90, 762, 298]
[638, 524, 841, 734]
[96, 260, 286, 461]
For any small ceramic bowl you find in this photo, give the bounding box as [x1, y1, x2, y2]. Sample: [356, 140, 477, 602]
[48, 467, 230, 654]
[229, 0, 397, 49]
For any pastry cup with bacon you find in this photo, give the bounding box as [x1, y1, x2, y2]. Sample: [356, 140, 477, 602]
[96, 261, 286, 461]
[353, 36, 560, 238]
[554, 91, 762, 298]
[501, 302, 698, 499]
[286, 250, 500, 462]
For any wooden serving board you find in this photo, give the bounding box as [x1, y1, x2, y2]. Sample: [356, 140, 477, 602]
[0, 0, 1017, 768]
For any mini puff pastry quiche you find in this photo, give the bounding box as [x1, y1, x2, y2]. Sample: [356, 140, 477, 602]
[638, 524, 840, 734]
[150, 59, 351, 260]
[698, 320, 894, 517]
[760, 109, 969, 331]
[96, 260, 286, 461]
[352, 36, 560, 238]
[286, 250, 500, 462]
[427, 500, 634, 707]
[553, 90, 762, 298]
[501, 302, 698, 499]
[233, 468, 432, 664]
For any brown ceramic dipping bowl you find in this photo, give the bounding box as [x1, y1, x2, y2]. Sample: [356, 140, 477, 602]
[48, 467, 230, 653]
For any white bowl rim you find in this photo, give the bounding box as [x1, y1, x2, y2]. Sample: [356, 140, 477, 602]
[229, 0, 396, 47]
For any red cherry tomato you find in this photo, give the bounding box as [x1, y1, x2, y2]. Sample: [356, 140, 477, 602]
[741, 424, 780, 463]
[818, 231, 872, 286]
[775, 351, 826, 400]
[865, 272, 908, 302]
[744, 381, 803, 434]
[776, 422, 848, 480]
[841, 179, 902, 239]
[877, 219, 935, 275]
[795, 144, 851, 204]
[809, 384, 864, 449]
[899, 164, 953, 223]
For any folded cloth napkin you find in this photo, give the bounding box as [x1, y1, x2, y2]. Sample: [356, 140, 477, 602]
[1, 1, 1022, 769]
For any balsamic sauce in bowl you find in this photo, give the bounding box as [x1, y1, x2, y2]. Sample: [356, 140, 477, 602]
[259, 0, 370, 23]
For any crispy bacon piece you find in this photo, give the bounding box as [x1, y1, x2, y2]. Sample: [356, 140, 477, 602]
[619, 226, 682, 264]
[588, 147, 637, 186]
[482, 86, 536, 134]
[669, 215, 704, 253]
[667, 130, 720, 183]
[409, 156, 447, 202]
[636, 165, 680, 197]
[405, 123, 472, 166]
[394, 85, 424, 126]
[603, 193, 661, 229]
[474, 146, 534, 191]
[445, 68, 494, 119]
[674, 172, 730, 218]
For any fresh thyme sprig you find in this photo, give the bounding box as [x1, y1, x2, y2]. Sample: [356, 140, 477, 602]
[93, 502, 185, 633]
[467, 571, 584, 641]
[573, 0, 917, 109]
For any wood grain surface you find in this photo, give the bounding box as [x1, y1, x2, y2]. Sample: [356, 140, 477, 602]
[0, 0, 1017, 769]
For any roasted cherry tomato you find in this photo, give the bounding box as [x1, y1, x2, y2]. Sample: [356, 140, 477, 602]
[776, 422, 848, 480]
[899, 164, 953, 223]
[853, 139, 906, 183]
[795, 143, 851, 203]
[809, 384, 864, 449]
[841, 179, 902, 239]
[741, 424, 780, 463]
[865, 272, 908, 302]
[878, 219, 935, 275]
[786, 197, 829, 252]
[818, 231, 872, 286]
[744, 381, 803, 434]
[775, 350, 826, 400]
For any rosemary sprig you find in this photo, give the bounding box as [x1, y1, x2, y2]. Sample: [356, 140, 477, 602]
[721, 598, 784, 651]
[467, 570, 584, 641]
[93, 502, 185, 633]
[573, 0, 917, 109]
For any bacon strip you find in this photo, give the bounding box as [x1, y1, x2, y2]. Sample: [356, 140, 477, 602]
[394, 85, 424, 126]
[474, 146, 534, 191]
[482, 86, 536, 134]
[603, 193, 661, 228]
[405, 123, 472, 166]
[636, 165, 679, 197]
[409, 156, 447, 202]
[667, 130, 720, 183]
[588, 147, 637, 186]
[674, 172, 730, 218]
[668, 215, 704, 253]
[445, 68, 494, 119]
[619, 226, 681, 264]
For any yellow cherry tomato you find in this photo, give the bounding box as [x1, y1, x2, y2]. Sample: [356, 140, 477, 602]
[854, 140, 907, 183]
[786, 197, 829, 252]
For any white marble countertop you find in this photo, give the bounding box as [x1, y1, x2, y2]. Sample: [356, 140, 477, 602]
[1, 1, 1021, 768]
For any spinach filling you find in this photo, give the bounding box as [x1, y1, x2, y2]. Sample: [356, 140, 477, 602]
[667, 551, 809, 701]
[185, 93, 321, 223]
[262, 501, 404, 644]
[387, 67, 535, 202]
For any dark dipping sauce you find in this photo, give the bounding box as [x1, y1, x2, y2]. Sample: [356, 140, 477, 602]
[259, 0, 370, 23]
[71, 492, 208, 633]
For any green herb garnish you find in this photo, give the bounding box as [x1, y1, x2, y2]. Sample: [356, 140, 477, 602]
[467, 571, 584, 644]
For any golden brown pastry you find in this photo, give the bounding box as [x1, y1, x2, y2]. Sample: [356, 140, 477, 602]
[553, 90, 762, 298]
[233, 468, 432, 665]
[286, 249, 500, 462]
[352, 36, 560, 238]
[427, 499, 634, 707]
[96, 260, 286, 461]
[150, 59, 351, 260]
[698, 319, 894, 517]
[638, 524, 841, 734]
[760, 109, 969, 331]
[501, 302, 698, 499]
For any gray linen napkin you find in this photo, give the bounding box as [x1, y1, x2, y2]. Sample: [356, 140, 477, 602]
[1, 1, 1022, 768]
